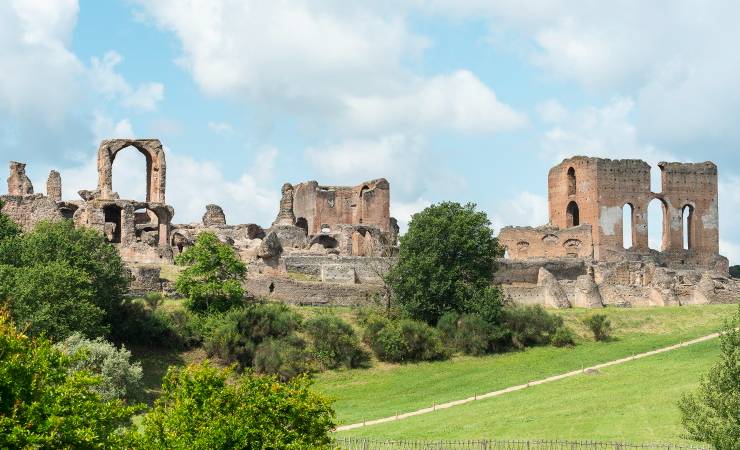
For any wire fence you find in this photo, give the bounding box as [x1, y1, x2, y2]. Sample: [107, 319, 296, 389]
[334, 438, 710, 450]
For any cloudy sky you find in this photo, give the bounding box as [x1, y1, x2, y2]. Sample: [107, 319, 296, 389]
[3, 0, 740, 262]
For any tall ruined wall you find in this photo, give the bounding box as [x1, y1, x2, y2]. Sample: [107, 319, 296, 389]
[548, 157, 721, 267]
[292, 178, 391, 234]
[499, 224, 593, 260]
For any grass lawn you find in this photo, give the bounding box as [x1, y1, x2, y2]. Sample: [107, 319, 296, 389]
[336, 338, 719, 444]
[315, 304, 737, 425]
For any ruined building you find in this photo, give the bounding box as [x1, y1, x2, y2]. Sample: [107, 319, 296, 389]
[497, 156, 738, 308]
[2, 143, 737, 308]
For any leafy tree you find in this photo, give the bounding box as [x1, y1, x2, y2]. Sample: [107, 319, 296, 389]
[679, 307, 740, 449]
[729, 265, 740, 279]
[386, 202, 504, 325]
[56, 333, 143, 403]
[175, 232, 247, 313]
[0, 220, 129, 340]
[139, 363, 335, 449]
[0, 311, 139, 448]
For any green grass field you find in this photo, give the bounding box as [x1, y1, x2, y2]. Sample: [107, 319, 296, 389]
[336, 338, 718, 444]
[314, 304, 736, 426]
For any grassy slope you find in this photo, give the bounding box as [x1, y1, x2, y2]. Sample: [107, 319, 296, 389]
[336, 338, 718, 444]
[314, 304, 736, 425]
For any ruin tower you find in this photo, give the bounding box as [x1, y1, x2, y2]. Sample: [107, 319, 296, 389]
[47, 170, 62, 202]
[272, 183, 296, 227]
[202, 204, 227, 226]
[7, 162, 34, 196]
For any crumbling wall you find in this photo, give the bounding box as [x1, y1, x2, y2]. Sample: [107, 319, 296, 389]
[202, 204, 226, 226]
[46, 170, 62, 202]
[7, 162, 34, 196]
[0, 195, 62, 231]
[499, 224, 592, 260]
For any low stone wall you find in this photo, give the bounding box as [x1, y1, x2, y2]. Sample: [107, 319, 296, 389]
[0, 194, 62, 231]
[498, 224, 593, 260]
[246, 275, 381, 306]
[282, 255, 394, 284]
[126, 265, 163, 296]
[494, 258, 588, 284]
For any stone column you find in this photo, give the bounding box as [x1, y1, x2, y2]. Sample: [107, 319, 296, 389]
[46, 170, 62, 202]
[272, 183, 296, 227]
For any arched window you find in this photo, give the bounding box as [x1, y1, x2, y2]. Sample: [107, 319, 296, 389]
[682, 205, 694, 250]
[567, 167, 576, 196]
[623, 203, 634, 249]
[566, 201, 580, 227]
[648, 198, 668, 251]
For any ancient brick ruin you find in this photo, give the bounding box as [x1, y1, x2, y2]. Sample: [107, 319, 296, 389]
[497, 156, 738, 308]
[2, 144, 737, 308]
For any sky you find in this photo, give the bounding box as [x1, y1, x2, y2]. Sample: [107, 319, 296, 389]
[3, 0, 740, 263]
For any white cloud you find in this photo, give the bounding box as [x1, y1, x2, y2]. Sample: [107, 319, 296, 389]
[91, 111, 135, 144]
[490, 191, 548, 233]
[0, 0, 83, 124]
[90, 51, 164, 111]
[136, 0, 523, 136]
[345, 70, 526, 134]
[719, 176, 740, 264]
[536, 99, 567, 124]
[390, 197, 431, 233]
[208, 121, 234, 135]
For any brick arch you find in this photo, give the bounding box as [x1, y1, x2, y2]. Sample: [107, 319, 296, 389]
[97, 139, 167, 203]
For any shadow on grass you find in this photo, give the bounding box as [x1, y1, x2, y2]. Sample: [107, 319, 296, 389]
[130, 345, 186, 405]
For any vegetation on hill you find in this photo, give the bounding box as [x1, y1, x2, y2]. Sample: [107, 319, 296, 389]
[679, 306, 740, 449]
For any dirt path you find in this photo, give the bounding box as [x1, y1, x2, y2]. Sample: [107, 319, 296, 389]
[335, 332, 721, 432]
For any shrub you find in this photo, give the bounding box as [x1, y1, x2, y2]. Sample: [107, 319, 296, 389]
[56, 333, 143, 403]
[143, 291, 164, 310]
[679, 306, 740, 449]
[0, 311, 139, 448]
[139, 363, 335, 449]
[583, 314, 612, 341]
[110, 299, 202, 349]
[386, 202, 505, 325]
[304, 316, 370, 370]
[551, 326, 577, 347]
[503, 305, 563, 349]
[368, 318, 448, 363]
[253, 337, 311, 381]
[203, 303, 302, 370]
[175, 232, 247, 313]
[455, 314, 498, 356]
[436, 311, 460, 343]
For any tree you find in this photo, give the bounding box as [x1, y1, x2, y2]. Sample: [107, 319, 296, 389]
[175, 232, 247, 313]
[139, 363, 335, 449]
[0, 311, 139, 448]
[678, 307, 740, 450]
[386, 202, 505, 325]
[0, 220, 129, 340]
[729, 265, 740, 279]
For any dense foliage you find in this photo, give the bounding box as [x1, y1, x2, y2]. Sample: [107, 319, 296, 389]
[0, 201, 20, 242]
[175, 232, 247, 313]
[56, 333, 144, 403]
[679, 307, 740, 450]
[139, 363, 335, 449]
[386, 202, 505, 325]
[583, 314, 612, 341]
[304, 315, 370, 370]
[363, 314, 448, 363]
[0, 220, 129, 340]
[503, 305, 564, 349]
[0, 312, 138, 448]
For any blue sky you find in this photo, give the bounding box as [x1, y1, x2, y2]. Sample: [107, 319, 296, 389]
[3, 0, 740, 263]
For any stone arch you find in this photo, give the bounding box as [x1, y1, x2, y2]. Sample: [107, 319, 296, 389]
[566, 201, 580, 227]
[97, 139, 166, 203]
[171, 232, 191, 255]
[623, 203, 634, 249]
[682, 203, 695, 250]
[309, 234, 339, 249]
[648, 197, 669, 251]
[58, 202, 78, 220]
[567, 167, 576, 196]
[295, 217, 308, 234]
[358, 185, 370, 224]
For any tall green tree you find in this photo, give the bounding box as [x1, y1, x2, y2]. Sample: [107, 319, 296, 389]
[679, 306, 740, 450]
[0, 311, 139, 448]
[139, 363, 335, 449]
[386, 202, 504, 325]
[175, 232, 247, 313]
[0, 219, 129, 340]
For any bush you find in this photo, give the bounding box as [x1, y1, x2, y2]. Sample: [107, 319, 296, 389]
[253, 337, 311, 381]
[436, 311, 460, 343]
[203, 303, 303, 371]
[0, 311, 139, 448]
[551, 326, 577, 347]
[304, 316, 370, 370]
[583, 314, 612, 341]
[139, 363, 335, 449]
[455, 314, 499, 356]
[503, 305, 563, 349]
[386, 202, 505, 325]
[110, 299, 202, 349]
[56, 333, 143, 403]
[367, 318, 448, 363]
[175, 232, 247, 313]
[679, 306, 740, 449]
[143, 291, 164, 310]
